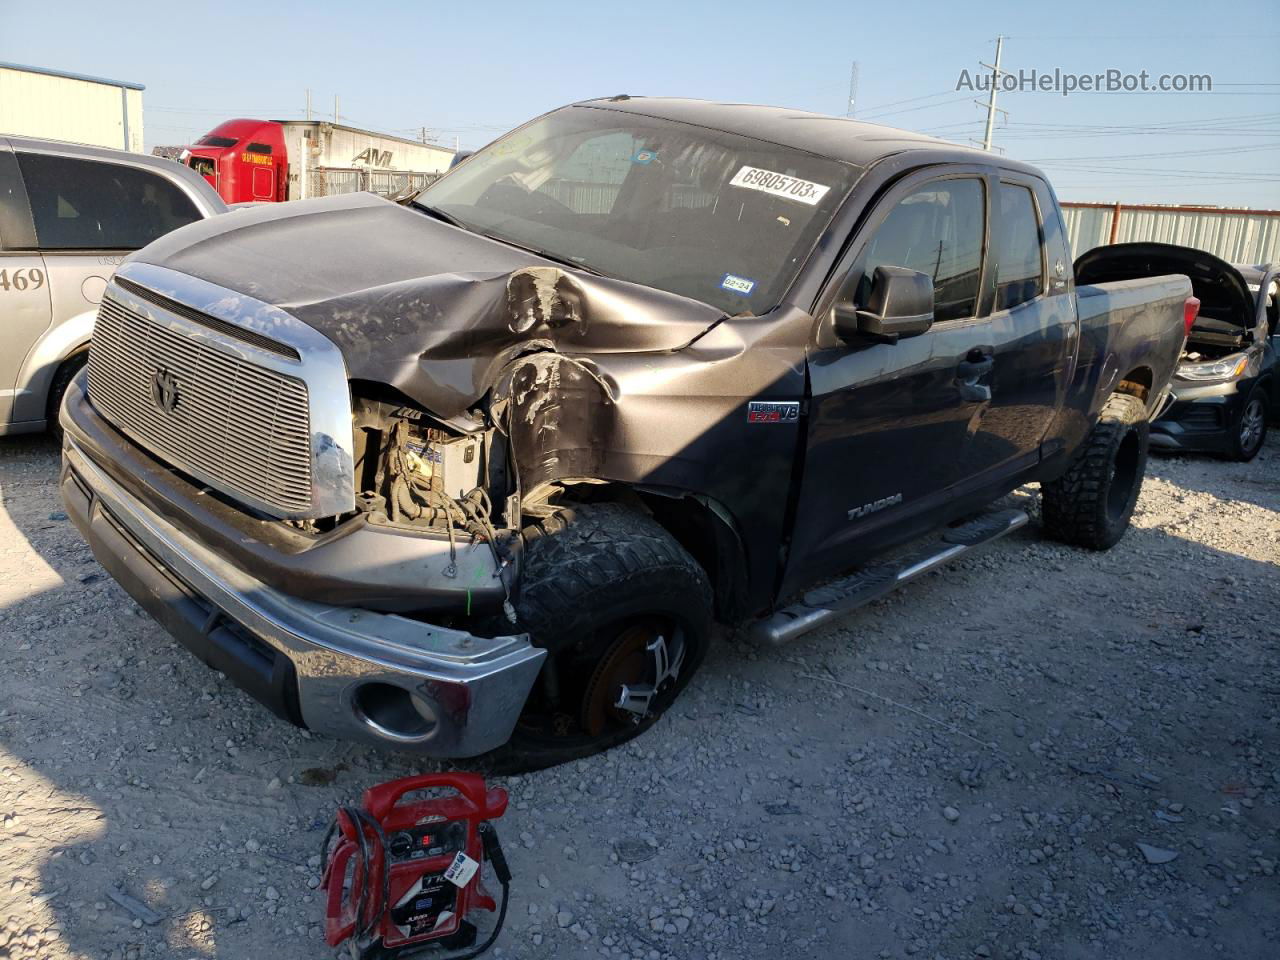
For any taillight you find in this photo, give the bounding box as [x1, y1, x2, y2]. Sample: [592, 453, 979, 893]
[1183, 296, 1200, 336]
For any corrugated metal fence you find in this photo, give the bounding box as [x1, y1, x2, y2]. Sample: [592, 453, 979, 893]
[306, 167, 441, 199]
[1062, 202, 1280, 265]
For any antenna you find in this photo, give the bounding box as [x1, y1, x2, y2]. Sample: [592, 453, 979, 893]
[847, 61, 860, 118]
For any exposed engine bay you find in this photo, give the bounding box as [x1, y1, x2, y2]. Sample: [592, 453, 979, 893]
[349, 395, 518, 608]
[353, 398, 497, 527]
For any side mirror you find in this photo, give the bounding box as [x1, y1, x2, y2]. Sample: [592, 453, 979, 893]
[449, 150, 474, 169]
[834, 265, 935, 343]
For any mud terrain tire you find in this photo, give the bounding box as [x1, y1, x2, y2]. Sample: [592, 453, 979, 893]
[487, 502, 713, 772]
[1041, 392, 1148, 551]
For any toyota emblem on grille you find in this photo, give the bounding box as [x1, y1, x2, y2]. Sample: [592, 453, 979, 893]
[151, 367, 180, 414]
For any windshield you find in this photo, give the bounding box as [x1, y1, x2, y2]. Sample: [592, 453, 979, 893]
[416, 106, 858, 314]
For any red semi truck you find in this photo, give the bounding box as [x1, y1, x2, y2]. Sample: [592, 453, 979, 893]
[179, 118, 455, 204]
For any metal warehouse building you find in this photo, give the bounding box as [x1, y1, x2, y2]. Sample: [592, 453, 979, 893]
[0, 61, 144, 152]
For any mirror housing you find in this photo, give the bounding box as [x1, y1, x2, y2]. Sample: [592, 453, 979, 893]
[834, 265, 935, 343]
[449, 150, 474, 169]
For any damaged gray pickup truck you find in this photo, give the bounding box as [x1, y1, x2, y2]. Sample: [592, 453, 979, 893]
[60, 97, 1196, 768]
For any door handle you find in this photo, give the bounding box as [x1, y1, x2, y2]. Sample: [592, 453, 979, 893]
[956, 350, 994, 403]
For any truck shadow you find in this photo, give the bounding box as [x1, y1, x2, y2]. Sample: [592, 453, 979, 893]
[1, 433, 1276, 959]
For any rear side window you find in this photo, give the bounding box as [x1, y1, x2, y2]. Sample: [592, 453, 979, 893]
[994, 183, 1044, 310]
[856, 178, 986, 322]
[17, 152, 201, 250]
[245, 142, 273, 155]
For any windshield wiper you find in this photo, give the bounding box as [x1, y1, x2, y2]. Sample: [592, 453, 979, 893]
[409, 201, 469, 230]
[479, 232, 610, 278]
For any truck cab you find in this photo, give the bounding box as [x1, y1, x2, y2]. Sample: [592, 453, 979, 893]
[181, 118, 287, 204]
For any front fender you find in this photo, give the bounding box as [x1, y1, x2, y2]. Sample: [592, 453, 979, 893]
[12, 307, 95, 423]
[489, 306, 810, 608]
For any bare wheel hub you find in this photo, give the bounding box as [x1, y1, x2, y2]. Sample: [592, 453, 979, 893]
[581, 624, 683, 737]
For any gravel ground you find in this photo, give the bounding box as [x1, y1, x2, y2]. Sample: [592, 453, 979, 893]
[0, 433, 1277, 960]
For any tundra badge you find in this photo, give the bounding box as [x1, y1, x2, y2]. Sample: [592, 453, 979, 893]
[848, 493, 903, 520]
[747, 401, 800, 424]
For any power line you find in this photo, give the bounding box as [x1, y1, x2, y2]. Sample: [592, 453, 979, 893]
[858, 95, 975, 121]
[1032, 163, 1279, 182]
[1027, 141, 1280, 162]
[853, 89, 958, 115]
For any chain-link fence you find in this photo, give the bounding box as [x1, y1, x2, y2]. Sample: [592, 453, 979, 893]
[306, 167, 442, 199]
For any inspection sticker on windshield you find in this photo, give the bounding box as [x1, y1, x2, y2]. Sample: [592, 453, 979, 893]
[729, 166, 831, 205]
[720, 273, 756, 295]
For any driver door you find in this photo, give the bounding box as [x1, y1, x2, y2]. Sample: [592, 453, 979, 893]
[779, 169, 998, 597]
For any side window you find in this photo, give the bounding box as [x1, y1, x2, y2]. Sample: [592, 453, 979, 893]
[994, 183, 1044, 310]
[16, 153, 201, 250]
[856, 178, 985, 322]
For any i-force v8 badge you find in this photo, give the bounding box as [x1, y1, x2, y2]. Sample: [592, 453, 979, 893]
[747, 401, 800, 424]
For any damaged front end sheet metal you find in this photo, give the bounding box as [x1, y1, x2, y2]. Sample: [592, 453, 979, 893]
[132, 193, 810, 599]
[491, 350, 617, 496]
[313, 259, 725, 421]
[135, 194, 725, 419]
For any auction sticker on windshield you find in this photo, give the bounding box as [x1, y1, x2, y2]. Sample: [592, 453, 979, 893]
[729, 166, 831, 205]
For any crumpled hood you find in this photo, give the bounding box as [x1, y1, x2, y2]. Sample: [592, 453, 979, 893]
[130, 192, 725, 417]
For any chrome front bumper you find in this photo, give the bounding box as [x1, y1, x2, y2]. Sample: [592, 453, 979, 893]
[61, 439, 546, 758]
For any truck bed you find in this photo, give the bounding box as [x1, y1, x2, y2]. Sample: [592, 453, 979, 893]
[1074, 273, 1192, 418]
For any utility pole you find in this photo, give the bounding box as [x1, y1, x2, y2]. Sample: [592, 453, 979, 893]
[979, 36, 1006, 151]
[846, 61, 859, 118]
[305, 88, 312, 121]
[334, 95, 339, 124]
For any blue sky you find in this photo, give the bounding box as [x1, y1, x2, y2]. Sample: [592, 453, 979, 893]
[5, 0, 1278, 206]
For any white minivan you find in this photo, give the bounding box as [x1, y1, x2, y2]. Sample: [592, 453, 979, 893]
[0, 135, 225, 435]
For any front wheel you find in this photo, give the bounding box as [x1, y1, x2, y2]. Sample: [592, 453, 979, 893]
[1041, 392, 1149, 551]
[1224, 384, 1267, 462]
[486, 502, 713, 772]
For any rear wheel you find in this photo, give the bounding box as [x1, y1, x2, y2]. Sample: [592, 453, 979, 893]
[485, 502, 713, 772]
[1041, 392, 1149, 551]
[1224, 384, 1267, 462]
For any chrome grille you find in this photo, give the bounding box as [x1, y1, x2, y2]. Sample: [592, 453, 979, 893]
[88, 293, 314, 514]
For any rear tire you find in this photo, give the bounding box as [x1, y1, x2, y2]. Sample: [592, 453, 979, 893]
[483, 502, 713, 773]
[1224, 383, 1267, 462]
[1041, 392, 1148, 551]
[46, 351, 88, 444]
